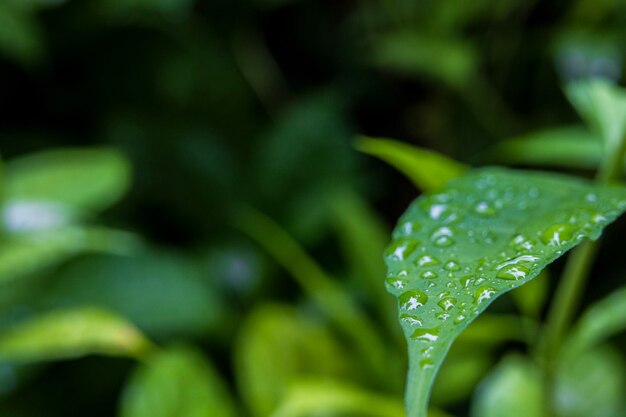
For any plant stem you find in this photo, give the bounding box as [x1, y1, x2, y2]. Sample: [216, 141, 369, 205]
[540, 136, 626, 414]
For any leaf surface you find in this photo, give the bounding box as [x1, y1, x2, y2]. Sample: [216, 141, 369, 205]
[385, 167, 626, 416]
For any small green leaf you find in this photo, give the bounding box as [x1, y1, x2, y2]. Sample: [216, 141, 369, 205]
[566, 79, 626, 154]
[564, 286, 626, 356]
[0, 227, 140, 286]
[120, 346, 238, 417]
[385, 167, 626, 416]
[471, 355, 543, 417]
[370, 32, 478, 88]
[484, 125, 606, 169]
[0, 307, 153, 363]
[270, 378, 405, 417]
[235, 304, 357, 417]
[555, 346, 626, 417]
[6, 148, 131, 213]
[356, 136, 467, 191]
[510, 270, 549, 318]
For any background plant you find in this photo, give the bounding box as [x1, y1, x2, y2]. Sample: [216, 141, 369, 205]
[1, 1, 626, 417]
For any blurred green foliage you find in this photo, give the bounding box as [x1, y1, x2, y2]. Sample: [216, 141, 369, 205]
[0, 0, 626, 417]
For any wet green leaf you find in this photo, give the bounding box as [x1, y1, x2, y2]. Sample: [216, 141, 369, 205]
[356, 136, 467, 191]
[234, 304, 357, 417]
[6, 148, 131, 213]
[385, 167, 626, 416]
[555, 345, 626, 417]
[470, 355, 543, 417]
[120, 346, 237, 417]
[564, 286, 626, 355]
[270, 378, 405, 417]
[0, 307, 153, 363]
[0, 227, 140, 286]
[566, 78, 626, 154]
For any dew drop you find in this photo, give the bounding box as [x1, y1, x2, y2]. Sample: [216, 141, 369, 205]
[421, 271, 438, 279]
[434, 236, 455, 247]
[474, 287, 496, 304]
[473, 201, 496, 216]
[385, 239, 418, 260]
[411, 327, 440, 342]
[385, 277, 407, 290]
[496, 264, 529, 280]
[438, 296, 457, 311]
[460, 275, 473, 287]
[454, 314, 466, 324]
[444, 260, 461, 271]
[420, 358, 434, 369]
[399, 290, 428, 311]
[417, 255, 440, 267]
[541, 224, 574, 246]
[400, 314, 422, 326]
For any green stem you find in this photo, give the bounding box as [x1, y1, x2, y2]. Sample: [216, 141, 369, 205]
[540, 136, 626, 414]
[234, 207, 402, 390]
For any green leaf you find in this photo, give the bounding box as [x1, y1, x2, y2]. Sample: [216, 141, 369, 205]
[356, 136, 467, 191]
[45, 251, 226, 339]
[370, 31, 478, 88]
[554, 345, 626, 417]
[270, 378, 405, 417]
[385, 167, 626, 416]
[120, 346, 238, 417]
[470, 355, 543, 417]
[0, 307, 153, 363]
[0, 3, 43, 67]
[0, 226, 140, 286]
[564, 286, 626, 356]
[566, 79, 626, 155]
[484, 125, 606, 170]
[6, 148, 131, 213]
[234, 304, 357, 417]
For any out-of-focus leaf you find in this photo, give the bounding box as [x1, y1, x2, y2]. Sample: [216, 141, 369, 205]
[385, 167, 626, 417]
[236, 208, 399, 388]
[356, 136, 467, 192]
[555, 345, 626, 417]
[484, 125, 605, 169]
[2, 200, 76, 234]
[0, 307, 153, 363]
[510, 270, 549, 318]
[0, 227, 140, 286]
[120, 346, 237, 417]
[370, 31, 478, 88]
[235, 304, 357, 417]
[431, 351, 491, 406]
[564, 286, 626, 356]
[46, 252, 227, 338]
[471, 355, 543, 417]
[329, 188, 400, 341]
[270, 379, 405, 417]
[0, 3, 43, 66]
[456, 315, 537, 346]
[566, 78, 626, 155]
[6, 148, 131, 213]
